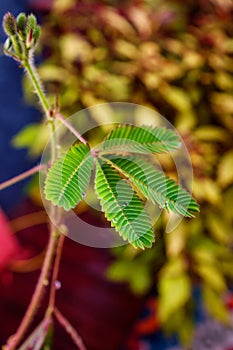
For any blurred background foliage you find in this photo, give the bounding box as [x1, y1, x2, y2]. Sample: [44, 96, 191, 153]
[15, 0, 233, 345]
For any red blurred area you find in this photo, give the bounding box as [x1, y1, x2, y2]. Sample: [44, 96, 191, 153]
[29, 0, 52, 11]
[0, 200, 144, 350]
[0, 208, 21, 272]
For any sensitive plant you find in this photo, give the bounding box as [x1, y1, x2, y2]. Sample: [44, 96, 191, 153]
[0, 11, 200, 350]
[34, 0, 233, 345]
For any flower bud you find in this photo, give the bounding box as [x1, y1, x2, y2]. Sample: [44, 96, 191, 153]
[16, 13, 27, 32]
[2, 12, 17, 36]
[26, 28, 33, 48]
[26, 14, 37, 34]
[33, 25, 41, 43]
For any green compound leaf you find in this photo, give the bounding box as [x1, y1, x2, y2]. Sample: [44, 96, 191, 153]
[44, 143, 94, 211]
[100, 124, 180, 154]
[94, 159, 155, 249]
[102, 155, 199, 218]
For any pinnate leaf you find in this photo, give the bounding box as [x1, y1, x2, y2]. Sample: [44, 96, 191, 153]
[94, 159, 155, 249]
[100, 124, 180, 154]
[45, 143, 94, 211]
[43, 124, 199, 249]
[103, 155, 199, 217]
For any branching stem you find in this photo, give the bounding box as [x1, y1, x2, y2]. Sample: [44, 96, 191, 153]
[3, 16, 87, 350]
[0, 164, 42, 191]
[54, 308, 87, 350]
[47, 233, 66, 314]
[4, 55, 60, 350]
[55, 113, 87, 145]
[5, 229, 59, 350]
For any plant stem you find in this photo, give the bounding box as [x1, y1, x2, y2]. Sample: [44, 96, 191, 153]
[47, 233, 66, 314]
[54, 308, 87, 350]
[0, 164, 42, 191]
[23, 57, 61, 206]
[3, 30, 85, 350]
[5, 229, 59, 350]
[23, 57, 59, 163]
[4, 56, 61, 350]
[23, 59, 50, 119]
[55, 113, 87, 145]
[24, 55, 61, 237]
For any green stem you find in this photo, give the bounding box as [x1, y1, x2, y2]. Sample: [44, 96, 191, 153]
[23, 57, 59, 161]
[23, 58, 50, 119]
[23, 57, 59, 219]
[50, 120, 58, 162]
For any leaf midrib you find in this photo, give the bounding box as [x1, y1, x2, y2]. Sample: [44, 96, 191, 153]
[57, 155, 90, 204]
[103, 156, 194, 217]
[102, 139, 177, 151]
[97, 161, 142, 242]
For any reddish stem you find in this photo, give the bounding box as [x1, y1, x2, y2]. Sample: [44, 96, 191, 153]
[55, 113, 87, 145]
[4, 228, 59, 350]
[0, 164, 43, 191]
[47, 233, 66, 313]
[54, 308, 87, 350]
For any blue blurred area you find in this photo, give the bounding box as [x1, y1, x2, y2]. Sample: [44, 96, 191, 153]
[142, 332, 178, 350]
[0, 0, 41, 212]
[136, 287, 205, 350]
